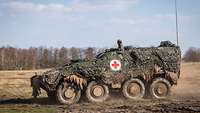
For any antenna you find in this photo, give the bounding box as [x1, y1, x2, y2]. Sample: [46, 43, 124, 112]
[175, 0, 179, 46]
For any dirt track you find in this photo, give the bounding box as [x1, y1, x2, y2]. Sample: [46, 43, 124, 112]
[0, 63, 200, 113]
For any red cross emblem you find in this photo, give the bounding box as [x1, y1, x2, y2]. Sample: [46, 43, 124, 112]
[112, 61, 120, 69]
[110, 59, 121, 71]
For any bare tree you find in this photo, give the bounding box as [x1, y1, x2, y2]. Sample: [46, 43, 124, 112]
[59, 47, 70, 65]
[70, 47, 80, 60]
[0, 47, 5, 70]
[43, 48, 49, 68]
[48, 47, 54, 67]
[84, 47, 96, 59]
[53, 48, 59, 66]
[0, 46, 99, 70]
[28, 47, 37, 69]
[183, 47, 200, 62]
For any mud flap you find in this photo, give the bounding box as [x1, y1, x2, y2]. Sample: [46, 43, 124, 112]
[166, 71, 178, 85]
[64, 74, 87, 89]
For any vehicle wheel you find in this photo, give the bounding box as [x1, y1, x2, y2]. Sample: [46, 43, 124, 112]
[122, 78, 145, 99]
[150, 78, 171, 99]
[86, 81, 109, 102]
[57, 82, 81, 104]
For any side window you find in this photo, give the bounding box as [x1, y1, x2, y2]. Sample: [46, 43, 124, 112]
[96, 53, 105, 59]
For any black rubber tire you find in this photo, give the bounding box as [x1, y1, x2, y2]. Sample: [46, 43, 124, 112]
[122, 78, 145, 99]
[47, 91, 56, 102]
[56, 82, 81, 104]
[150, 78, 171, 99]
[86, 81, 109, 103]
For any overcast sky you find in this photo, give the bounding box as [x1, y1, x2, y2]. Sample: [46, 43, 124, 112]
[0, 0, 199, 53]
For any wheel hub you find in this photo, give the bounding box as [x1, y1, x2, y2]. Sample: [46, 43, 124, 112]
[92, 85, 104, 97]
[64, 88, 75, 99]
[128, 83, 141, 96]
[155, 83, 167, 96]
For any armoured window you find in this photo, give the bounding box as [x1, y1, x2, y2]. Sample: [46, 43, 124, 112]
[96, 53, 105, 59]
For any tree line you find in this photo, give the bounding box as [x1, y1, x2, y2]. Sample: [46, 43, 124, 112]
[182, 47, 200, 62]
[0, 46, 98, 70]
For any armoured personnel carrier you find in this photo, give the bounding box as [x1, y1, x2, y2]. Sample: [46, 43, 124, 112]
[31, 40, 181, 104]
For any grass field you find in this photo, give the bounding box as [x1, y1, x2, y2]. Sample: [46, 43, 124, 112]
[0, 69, 48, 99]
[171, 62, 200, 99]
[0, 62, 200, 113]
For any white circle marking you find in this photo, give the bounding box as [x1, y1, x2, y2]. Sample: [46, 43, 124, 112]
[110, 59, 121, 71]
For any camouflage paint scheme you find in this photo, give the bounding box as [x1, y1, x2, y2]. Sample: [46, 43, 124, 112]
[31, 41, 181, 98]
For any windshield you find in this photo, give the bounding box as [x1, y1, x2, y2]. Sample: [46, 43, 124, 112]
[95, 52, 105, 59]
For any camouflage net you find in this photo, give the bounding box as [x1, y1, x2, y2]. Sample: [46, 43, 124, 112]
[32, 41, 181, 97]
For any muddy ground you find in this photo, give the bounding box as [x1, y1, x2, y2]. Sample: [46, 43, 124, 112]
[0, 63, 200, 113]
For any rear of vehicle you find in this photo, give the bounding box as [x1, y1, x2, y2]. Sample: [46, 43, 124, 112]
[124, 41, 181, 99]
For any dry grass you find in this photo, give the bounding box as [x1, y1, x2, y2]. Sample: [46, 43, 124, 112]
[0, 69, 49, 99]
[0, 63, 200, 113]
[171, 62, 200, 99]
